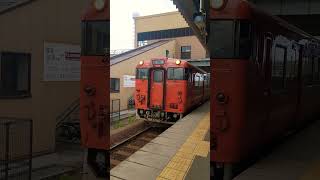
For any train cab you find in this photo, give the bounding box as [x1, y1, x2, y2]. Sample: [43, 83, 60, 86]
[135, 58, 209, 123]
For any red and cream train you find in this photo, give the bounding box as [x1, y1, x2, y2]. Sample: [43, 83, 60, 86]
[135, 58, 210, 123]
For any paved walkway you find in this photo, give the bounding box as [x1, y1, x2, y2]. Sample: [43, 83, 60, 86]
[31, 143, 84, 179]
[235, 120, 320, 180]
[111, 102, 210, 180]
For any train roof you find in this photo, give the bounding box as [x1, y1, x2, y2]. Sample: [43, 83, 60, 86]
[139, 57, 208, 74]
[246, 0, 319, 44]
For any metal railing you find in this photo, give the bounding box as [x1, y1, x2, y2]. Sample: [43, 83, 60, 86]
[110, 99, 120, 122]
[0, 118, 32, 180]
[55, 98, 80, 144]
[56, 98, 80, 128]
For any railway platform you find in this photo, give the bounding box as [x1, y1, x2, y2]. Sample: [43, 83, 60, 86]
[235, 120, 320, 180]
[110, 102, 210, 180]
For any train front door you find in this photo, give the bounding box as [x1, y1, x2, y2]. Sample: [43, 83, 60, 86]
[149, 69, 165, 109]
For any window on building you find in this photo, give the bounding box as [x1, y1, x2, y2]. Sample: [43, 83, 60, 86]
[181, 46, 191, 59]
[137, 27, 194, 42]
[110, 78, 120, 93]
[0, 52, 31, 98]
[165, 50, 169, 57]
[82, 21, 109, 56]
[272, 45, 287, 91]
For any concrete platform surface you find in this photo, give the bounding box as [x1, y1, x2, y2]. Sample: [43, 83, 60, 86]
[111, 102, 210, 180]
[235, 120, 320, 180]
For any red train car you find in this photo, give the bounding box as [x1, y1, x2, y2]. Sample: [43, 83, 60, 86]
[209, 0, 320, 179]
[135, 58, 210, 123]
[80, 0, 109, 177]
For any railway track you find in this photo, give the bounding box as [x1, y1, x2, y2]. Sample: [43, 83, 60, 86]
[110, 126, 168, 169]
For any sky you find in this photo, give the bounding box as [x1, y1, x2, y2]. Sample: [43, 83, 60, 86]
[110, 0, 177, 50]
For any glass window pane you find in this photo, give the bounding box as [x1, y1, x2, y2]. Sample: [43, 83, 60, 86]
[153, 70, 163, 82]
[110, 78, 120, 92]
[174, 68, 184, 80]
[83, 21, 109, 56]
[136, 68, 148, 79]
[239, 22, 252, 57]
[0, 52, 30, 97]
[272, 46, 287, 91]
[167, 68, 174, 80]
[209, 21, 235, 58]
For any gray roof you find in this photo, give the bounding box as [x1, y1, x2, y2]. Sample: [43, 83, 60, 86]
[0, 0, 31, 14]
[111, 40, 171, 66]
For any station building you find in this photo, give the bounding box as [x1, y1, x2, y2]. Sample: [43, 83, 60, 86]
[0, 0, 87, 154]
[110, 11, 207, 112]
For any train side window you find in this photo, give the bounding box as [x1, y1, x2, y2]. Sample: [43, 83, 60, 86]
[194, 73, 203, 87]
[184, 68, 190, 80]
[194, 75, 199, 87]
[203, 75, 208, 87]
[189, 72, 194, 84]
[136, 68, 148, 79]
[286, 45, 298, 80]
[313, 58, 320, 82]
[272, 45, 287, 92]
[238, 21, 252, 58]
[303, 55, 313, 84]
[153, 70, 163, 82]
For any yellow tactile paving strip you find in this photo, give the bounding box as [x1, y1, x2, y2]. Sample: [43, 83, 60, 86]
[157, 112, 210, 180]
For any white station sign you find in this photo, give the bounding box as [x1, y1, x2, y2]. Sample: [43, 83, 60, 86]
[123, 75, 135, 87]
[44, 42, 81, 81]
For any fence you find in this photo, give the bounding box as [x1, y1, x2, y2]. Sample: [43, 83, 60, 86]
[110, 99, 120, 122]
[0, 118, 32, 180]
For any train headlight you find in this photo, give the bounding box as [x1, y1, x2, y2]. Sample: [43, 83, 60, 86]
[211, 0, 225, 9]
[94, 0, 105, 11]
[175, 60, 181, 65]
[139, 60, 144, 65]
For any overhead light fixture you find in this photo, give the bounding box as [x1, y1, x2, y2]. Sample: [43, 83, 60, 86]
[139, 61, 144, 65]
[211, 0, 225, 9]
[175, 60, 181, 65]
[94, 0, 105, 11]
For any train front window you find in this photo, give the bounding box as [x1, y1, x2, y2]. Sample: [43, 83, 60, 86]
[167, 68, 184, 80]
[136, 68, 148, 79]
[209, 20, 252, 59]
[82, 21, 109, 56]
[153, 70, 163, 82]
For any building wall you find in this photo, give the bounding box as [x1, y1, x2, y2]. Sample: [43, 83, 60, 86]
[110, 40, 176, 111]
[134, 11, 189, 35]
[134, 11, 206, 59]
[0, 0, 87, 154]
[174, 36, 207, 60]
